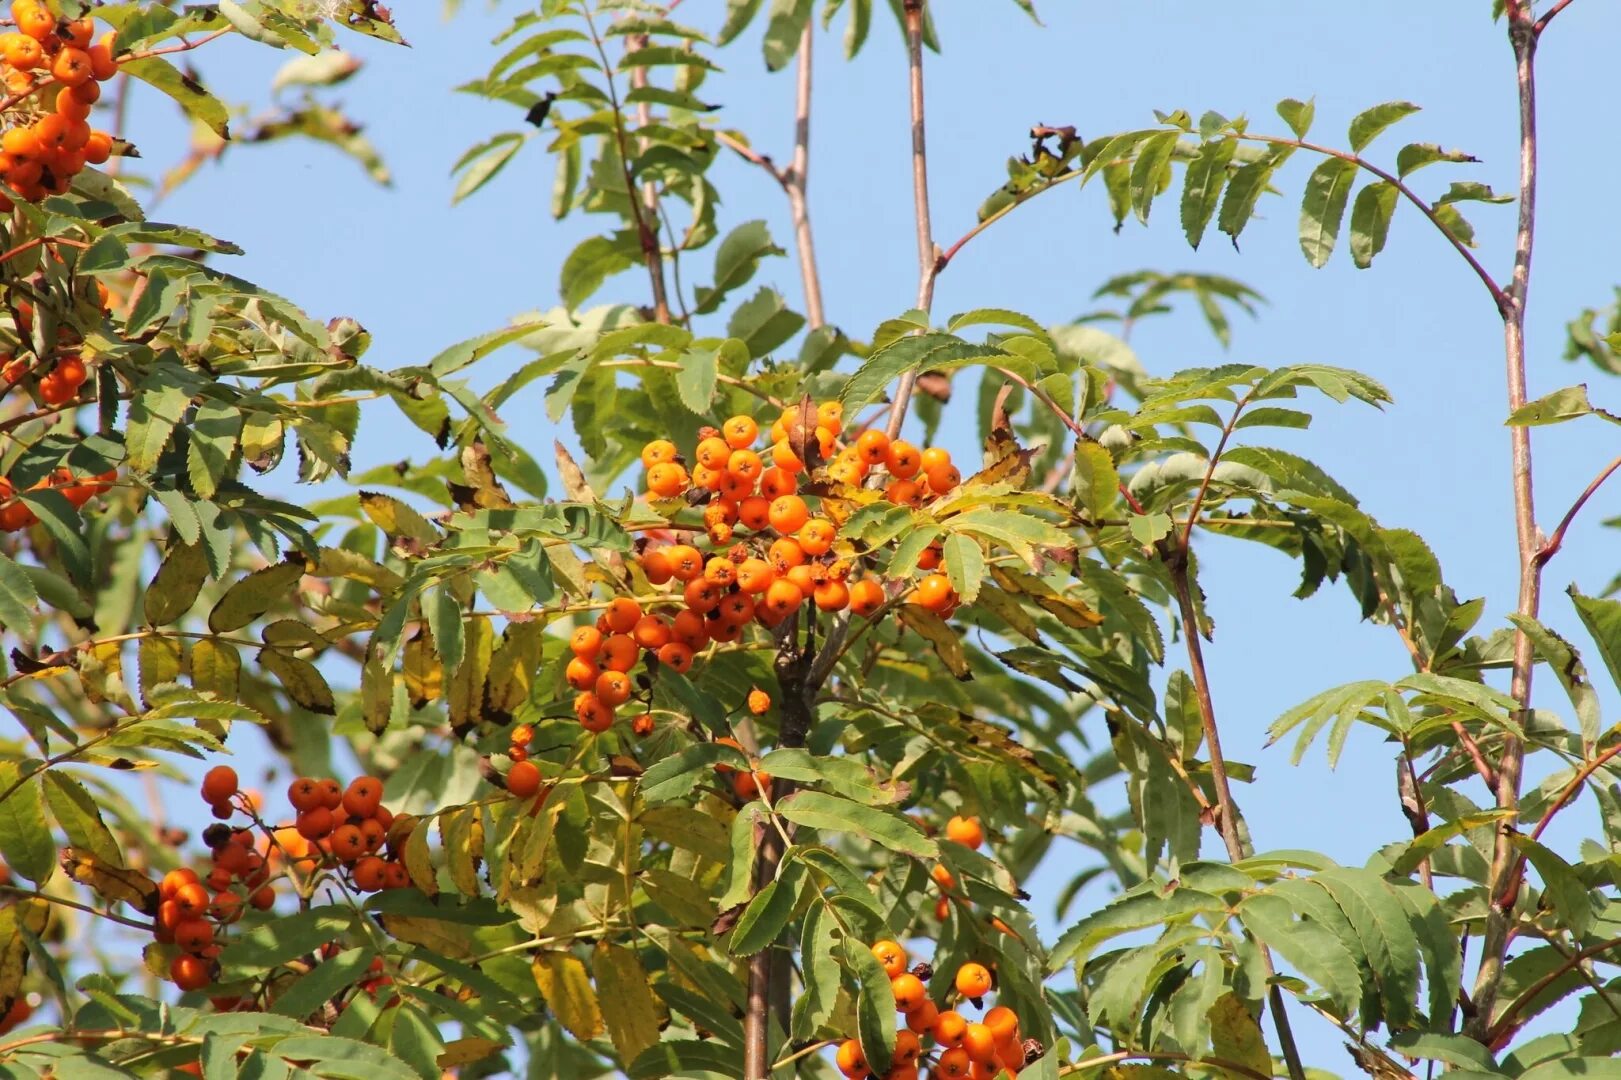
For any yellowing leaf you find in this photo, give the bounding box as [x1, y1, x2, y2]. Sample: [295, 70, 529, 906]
[592, 942, 665, 1063]
[60, 848, 159, 913]
[207, 558, 307, 634]
[1208, 992, 1273, 1080]
[360, 491, 441, 545]
[145, 540, 208, 626]
[486, 621, 544, 719]
[403, 813, 439, 897]
[0, 897, 48, 1010]
[531, 950, 604, 1041]
[260, 649, 337, 714]
[437, 1037, 505, 1069]
[448, 615, 495, 736]
[898, 604, 971, 680]
[190, 638, 241, 700]
[403, 631, 442, 706]
[137, 634, 183, 708]
[441, 806, 484, 897]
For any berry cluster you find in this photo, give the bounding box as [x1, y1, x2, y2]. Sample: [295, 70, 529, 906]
[0, 4, 118, 206]
[837, 946, 1031, 1080]
[0, 463, 114, 530]
[4, 342, 91, 405]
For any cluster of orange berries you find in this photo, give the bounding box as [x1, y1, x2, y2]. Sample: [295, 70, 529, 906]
[0, 461, 114, 530]
[0, 2, 118, 205]
[3, 342, 91, 405]
[154, 766, 416, 995]
[837, 946, 1030, 1080]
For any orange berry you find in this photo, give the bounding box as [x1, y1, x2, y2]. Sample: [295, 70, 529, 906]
[511, 724, 534, 747]
[170, 954, 213, 992]
[342, 777, 383, 818]
[174, 918, 213, 954]
[771, 440, 803, 473]
[352, 855, 388, 891]
[646, 462, 688, 497]
[925, 463, 962, 493]
[507, 760, 542, 798]
[962, 1023, 998, 1064]
[329, 824, 366, 862]
[13, 3, 52, 42]
[906, 998, 940, 1033]
[641, 547, 674, 585]
[917, 544, 943, 571]
[813, 579, 849, 612]
[890, 972, 927, 1012]
[955, 962, 992, 999]
[601, 633, 639, 671]
[56, 85, 90, 122]
[835, 1039, 868, 1080]
[759, 467, 797, 499]
[641, 439, 677, 468]
[656, 641, 694, 673]
[798, 518, 836, 556]
[296, 807, 335, 841]
[172, 882, 209, 918]
[885, 479, 924, 507]
[631, 712, 655, 736]
[595, 669, 632, 707]
[317, 778, 343, 809]
[632, 614, 671, 650]
[762, 579, 803, 619]
[920, 447, 952, 473]
[855, 429, 891, 465]
[737, 495, 772, 531]
[565, 655, 599, 691]
[894, 1029, 922, 1067]
[871, 940, 908, 979]
[849, 578, 885, 617]
[605, 596, 642, 634]
[703, 556, 738, 586]
[63, 17, 93, 48]
[887, 440, 921, 478]
[576, 692, 614, 732]
[945, 815, 984, 849]
[726, 448, 762, 482]
[716, 592, 756, 626]
[816, 400, 844, 433]
[250, 885, 275, 909]
[935, 1009, 969, 1047]
[671, 608, 709, 649]
[569, 625, 603, 658]
[736, 558, 775, 593]
[732, 769, 770, 800]
[932, 863, 957, 890]
[358, 817, 386, 853]
[936, 896, 951, 921]
[695, 436, 730, 470]
[692, 463, 724, 491]
[665, 544, 704, 582]
[767, 537, 805, 573]
[52, 47, 93, 87]
[767, 494, 809, 534]
[983, 1005, 1019, 1043]
[722, 415, 758, 449]
[684, 577, 724, 615]
[287, 777, 323, 812]
[747, 688, 770, 715]
[88, 33, 118, 80]
[913, 573, 956, 612]
[200, 765, 238, 804]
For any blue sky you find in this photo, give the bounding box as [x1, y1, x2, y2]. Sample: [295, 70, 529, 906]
[126, 0, 1621, 1067]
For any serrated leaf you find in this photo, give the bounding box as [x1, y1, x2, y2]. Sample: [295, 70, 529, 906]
[259, 648, 336, 714]
[1348, 101, 1420, 153]
[531, 950, 604, 1041]
[675, 345, 719, 413]
[1569, 586, 1621, 699]
[776, 790, 936, 857]
[1349, 180, 1398, 269]
[1181, 137, 1237, 249]
[0, 552, 37, 632]
[137, 634, 183, 709]
[1208, 993, 1272, 1080]
[941, 533, 984, 604]
[43, 772, 122, 867]
[123, 56, 230, 138]
[452, 133, 525, 204]
[207, 558, 305, 633]
[145, 540, 208, 626]
[898, 603, 970, 679]
[1298, 157, 1358, 268]
[593, 943, 665, 1064]
[1276, 98, 1315, 138]
[846, 934, 896, 1074]
[190, 638, 241, 700]
[0, 765, 54, 884]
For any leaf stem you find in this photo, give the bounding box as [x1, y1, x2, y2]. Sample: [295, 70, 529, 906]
[0, 884, 156, 932]
[1533, 452, 1621, 568]
[1486, 933, 1621, 1044]
[883, 0, 934, 440]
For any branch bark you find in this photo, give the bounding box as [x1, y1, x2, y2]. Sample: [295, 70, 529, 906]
[787, 25, 825, 330]
[884, 0, 934, 440]
[1470, 7, 1543, 1039]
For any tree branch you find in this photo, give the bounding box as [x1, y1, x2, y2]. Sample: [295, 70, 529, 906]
[1533, 0, 1577, 35]
[1487, 934, 1621, 1045]
[1470, 9, 1543, 1040]
[1533, 452, 1621, 568]
[883, 0, 934, 440]
[786, 25, 825, 330]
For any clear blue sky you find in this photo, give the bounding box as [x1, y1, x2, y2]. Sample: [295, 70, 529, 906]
[130, 1, 1621, 1068]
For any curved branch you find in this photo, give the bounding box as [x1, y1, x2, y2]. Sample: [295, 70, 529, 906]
[1534, 452, 1621, 567]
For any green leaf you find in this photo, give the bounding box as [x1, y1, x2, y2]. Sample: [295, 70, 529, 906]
[1349, 181, 1399, 269]
[1396, 142, 1478, 177]
[695, 220, 783, 314]
[1569, 586, 1621, 699]
[452, 133, 525, 204]
[0, 764, 54, 884]
[123, 57, 230, 138]
[942, 533, 985, 604]
[641, 743, 748, 803]
[729, 862, 803, 956]
[126, 370, 198, 473]
[593, 942, 665, 1065]
[221, 909, 358, 976]
[674, 345, 719, 413]
[1298, 157, 1358, 268]
[145, 541, 208, 627]
[1311, 868, 1421, 1027]
[1181, 137, 1237, 249]
[428, 319, 547, 378]
[260, 1036, 418, 1080]
[186, 399, 242, 499]
[1512, 835, 1593, 937]
[1506, 385, 1615, 427]
[1129, 130, 1180, 223]
[1129, 511, 1173, 545]
[1276, 98, 1315, 138]
[259, 649, 337, 715]
[1237, 892, 1362, 1017]
[776, 790, 936, 857]
[1507, 613, 1601, 747]
[845, 934, 896, 1075]
[271, 946, 375, 1020]
[0, 552, 37, 632]
[207, 558, 305, 633]
[1219, 155, 1284, 244]
[1387, 1034, 1501, 1073]
[560, 236, 637, 310]
[43, 771, 122, 867]
[728, 287, 804, 359]
[1071, 440, 1119, 520]
[1348, 101, 1420, 152]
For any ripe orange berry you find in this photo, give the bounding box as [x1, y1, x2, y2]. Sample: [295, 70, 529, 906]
[816, 400, 844, 433]
[955, 962, 992, 999]
[665, 544, 704, 582]
[329, 824, 366, 862]
[570, 625, 604, 659]
[885, 479, 924, 507]
[52, 47, 93, 87]
[871, 940, 908, 978]
[576, 692, 614, 733]
[641, 547, 674, 585]
[646, 462, 688, 497]
[160, 867, 199, 900]
[917, 544, 943, 571]
[88, 33, 119, 80]
[935, 1048, 971, 1079]
[758, 467, 797, 500]
[656, 641, 694, 673]
[595, 669, 632, 707]
[747, 688, 771, 715]
[684, 577, 724, 615]
[507, 760, 542, 798]
[722, 415, 758, 449]
[600, 633, 639, 672]
[641, 439, 678, 468]
[565, 655, 599, 691]
[250, 885, 275, 909]
[170, 954, 213, 992]
[0, 32, 40, 69]
[767, 494, 809, 534]
[605, 596, 642, 634]
[342, 777, 382, 818]
[317, 778, 343, 809]
[37, 371, 74, 406]
[935, 1009, 968, 1046]
[296, 807, 335, 841]
[855, 429, 891, 465]
[174, 918, 214, 954]
[849, 578, 885, 617]
[735, 557, 775, 593]
[717, 592, 756, 625]
[798, 518, 836, 556]
[631, 712, 655, 736]
[887, 440, 921, 478]
[358, 817, 387, 853]
[932, 863, 957, 890]
[732, 769, 770, 800]
[632, 614, 671, 650]
[945, 815, 985, 849]
[692, 463, 724, 492]
[983, 1005, 1019, 1043]
[914, 573, 956, 612]
[671, 608, 709, 648]
[200, 765, 238, 804]
[703, 556, 738, 586]
[835, 1039, 867, 1080]
[511, 724, 534, 747]
[926, 463, 962, 493]
[962, 1023, 998, 1064]
[767, 537, 805, 573]
[762, 579, 803, 619]
[726, 448, 762, 482]
[208, 890, 242, 922]
[894, 1029, 922, 1067]
[695, 436, 730, 470]
[353, 855, 388, 891]
[906, 998, 940, 1033]
[736, 495, 771, 531]
[890, 972, 927, 1012]
[813, 579, 849, 612]
[172, 882, 209, 918]
[771, 440, 803, 473]
[63, 17, 92, 48]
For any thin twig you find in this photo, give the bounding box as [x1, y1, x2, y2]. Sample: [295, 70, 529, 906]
[1181, 394, 1252, 549]
[883, 0, 934, 440]
[786, 24, 824, 329]
[1533, 0, 1577, 34]
[1487, 934, 1621, 1044]
[1533, 453, 1621, 567]
[1528, 738, 1621, 842]
[0, 885, 156, 932]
